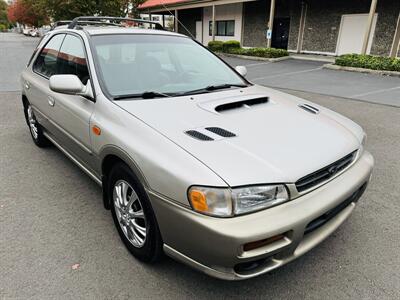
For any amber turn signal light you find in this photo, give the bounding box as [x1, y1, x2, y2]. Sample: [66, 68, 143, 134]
[189, 190, 208, 212]
[92, 125, 101, 136]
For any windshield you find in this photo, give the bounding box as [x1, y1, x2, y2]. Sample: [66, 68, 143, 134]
[91, 34, 247, 99]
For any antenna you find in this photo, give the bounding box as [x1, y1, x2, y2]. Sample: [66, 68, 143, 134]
[159, 1, 196, 39]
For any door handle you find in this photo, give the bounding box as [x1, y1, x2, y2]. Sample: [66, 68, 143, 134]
[48, 96, 55, 107]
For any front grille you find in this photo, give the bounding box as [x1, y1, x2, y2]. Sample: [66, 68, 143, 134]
[295, 150, 357, 193]
[304, 182, 367, 235]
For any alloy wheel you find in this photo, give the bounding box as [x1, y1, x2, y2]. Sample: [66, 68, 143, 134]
[113, 180, 147, 248]
[27, 105, 39, 140]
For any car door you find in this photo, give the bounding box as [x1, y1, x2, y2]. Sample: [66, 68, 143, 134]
[49, 33, 97, 173]
[25, 33, 66, 130]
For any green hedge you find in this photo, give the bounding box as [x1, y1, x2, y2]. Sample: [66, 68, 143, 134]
[208, 41, 224, 52]
[335, 54, 400, 72]
[228, 47, 289, 58]
[222, 40, 241, 52]
[207, 40, 289, 59]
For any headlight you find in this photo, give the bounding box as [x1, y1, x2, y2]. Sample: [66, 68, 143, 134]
[232, 185, 289, 215]
[188, 185, 289, 217]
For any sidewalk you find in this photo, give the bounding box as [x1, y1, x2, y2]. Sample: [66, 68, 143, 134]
[289, 53, 335, 63]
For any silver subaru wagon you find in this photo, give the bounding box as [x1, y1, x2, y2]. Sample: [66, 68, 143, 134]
[21, 17, 374, 280]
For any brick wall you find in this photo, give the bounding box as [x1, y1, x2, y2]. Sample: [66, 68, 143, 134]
[242, 0, 400, 56]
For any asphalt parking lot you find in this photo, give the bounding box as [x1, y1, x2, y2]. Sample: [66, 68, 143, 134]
[221, 55, 400, 107]
[1, 33, 400, 299]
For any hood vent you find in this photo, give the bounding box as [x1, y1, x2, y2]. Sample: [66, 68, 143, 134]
[185, 130, 214, 141]
[299, 104, 319, 114]
[215, 97, 268, 113]
[205, 127, 236, 137]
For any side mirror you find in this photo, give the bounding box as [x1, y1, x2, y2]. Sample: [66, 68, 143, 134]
[49, 74, 93, 99]
[235, 65, 247, 77]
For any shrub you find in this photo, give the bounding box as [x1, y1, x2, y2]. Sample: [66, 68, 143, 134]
[208, 40, 289, 58]
[227, 47, 288, 58]
[222, 40, 241, 52]
[208, 41, 224, 52]
[335, 54, 400, 72]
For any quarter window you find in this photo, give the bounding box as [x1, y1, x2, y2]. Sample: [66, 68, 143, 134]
[58, 35, 90, 84]
[33, 34, 65, 77]
[209, 20, 235, 36]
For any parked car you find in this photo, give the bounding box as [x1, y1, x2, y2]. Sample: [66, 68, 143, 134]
[29, 28, 40, 37]
[20, 17, 374, 280]
[22, 27, 32, 36]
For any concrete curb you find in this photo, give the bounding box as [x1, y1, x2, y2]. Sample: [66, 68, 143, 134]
[323, 63, 400, 77]
[290, 55, 335, 63]
[218, 52, 291, 62]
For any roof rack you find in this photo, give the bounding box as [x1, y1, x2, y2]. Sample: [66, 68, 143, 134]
[67, 16, 164, 30]
[51, 20, 123, 30]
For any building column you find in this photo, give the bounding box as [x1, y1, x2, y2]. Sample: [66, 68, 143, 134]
[267, 0, 276, 48]
[390, 12, 400, 58]
[174, 9, 178, 32]
[212, 5, 216, 41]
[361, 0, 378, 55]
[296, 1, 307, 53]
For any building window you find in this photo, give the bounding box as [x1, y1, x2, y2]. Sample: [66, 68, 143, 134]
[209, 20, 235, 36]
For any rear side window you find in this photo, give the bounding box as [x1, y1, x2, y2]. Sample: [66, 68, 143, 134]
[58, 34, 90, 84]
[33, 34, 65, 77]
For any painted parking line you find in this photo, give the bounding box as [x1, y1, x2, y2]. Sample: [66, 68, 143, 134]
[350, 86, 400, 98]
[251, 66, 323, 81]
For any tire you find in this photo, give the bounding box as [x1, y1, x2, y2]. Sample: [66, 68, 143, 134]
[23, 101, 51, 147]
[108, 162, 163, 262]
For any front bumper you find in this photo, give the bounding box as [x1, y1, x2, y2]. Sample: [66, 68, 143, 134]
[148, 151, 374, 280]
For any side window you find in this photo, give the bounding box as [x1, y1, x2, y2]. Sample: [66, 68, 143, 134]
[58, 35, 90, 84]
[33, 34, 65, 77]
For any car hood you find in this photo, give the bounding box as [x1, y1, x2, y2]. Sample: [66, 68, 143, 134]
[116, 85, 362, 186]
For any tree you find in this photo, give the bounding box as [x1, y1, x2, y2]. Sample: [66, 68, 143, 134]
[7, 0, 48, 27]
[6, 0, 149, 28]
[44, 0, 132, 20]
[0, 1, 9, 27]
[130, 0, 147, 18]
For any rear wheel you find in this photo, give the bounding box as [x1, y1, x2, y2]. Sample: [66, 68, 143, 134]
[108, 163, 163, 262]
[23, 102, 51, 147]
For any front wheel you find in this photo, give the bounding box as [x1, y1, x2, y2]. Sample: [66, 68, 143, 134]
[108, 163, 163, 262]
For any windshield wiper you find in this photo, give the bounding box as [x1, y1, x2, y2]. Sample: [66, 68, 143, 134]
[205, 83, 248, 91]
[179, 83, 248, 96]
[113, 91, 173, 100]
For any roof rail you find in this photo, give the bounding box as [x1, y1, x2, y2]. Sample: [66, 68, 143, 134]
[67, 16, 164, 30]
[51, 20, 125, 31]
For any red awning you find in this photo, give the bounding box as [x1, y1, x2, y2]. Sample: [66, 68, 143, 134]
[139, 0, 191, 9]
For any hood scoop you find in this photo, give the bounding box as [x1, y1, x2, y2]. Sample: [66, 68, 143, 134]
[299, 104, 319, 114]
[205, 127, 236, 138]
[215, 97, 269, 113]
[185, 127, 237, 141]
[185, 130, 214, 141]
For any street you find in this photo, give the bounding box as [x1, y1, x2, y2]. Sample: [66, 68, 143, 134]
[0, 32, 399, 299]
